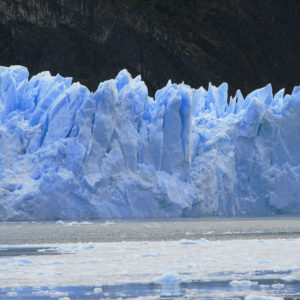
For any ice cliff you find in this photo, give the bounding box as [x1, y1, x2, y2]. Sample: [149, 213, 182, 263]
[0, 65, 300, 220]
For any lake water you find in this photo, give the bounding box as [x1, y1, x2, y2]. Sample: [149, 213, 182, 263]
[0, 216, 300, 299]
[1, 216, 300, 244]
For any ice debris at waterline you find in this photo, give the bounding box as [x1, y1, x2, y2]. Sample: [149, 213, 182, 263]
[0, 65, 300, 220]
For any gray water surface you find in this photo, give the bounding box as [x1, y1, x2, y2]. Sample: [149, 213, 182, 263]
[1, 216, 300, 245]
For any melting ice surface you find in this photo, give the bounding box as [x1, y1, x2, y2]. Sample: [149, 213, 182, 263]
[0, 65, 300, 220]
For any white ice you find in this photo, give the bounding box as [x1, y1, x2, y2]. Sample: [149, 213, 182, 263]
[0, 238, 299, 298]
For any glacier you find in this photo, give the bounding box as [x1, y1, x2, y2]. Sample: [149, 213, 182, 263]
[0, 65, 300, 220]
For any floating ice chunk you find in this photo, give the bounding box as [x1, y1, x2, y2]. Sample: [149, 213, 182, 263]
[203, 231, 215, 235]
[152, 273, 183, 297]
[179, 238, 207, 244]
[198, 238, 208, 243]
[282, 276, 297, 282]
[56, 220, 65, 226]
[179, 239, 197, 245]
[259, 284, 270, 290]
[229, 280, 258, 288]
[271, 283, 285, 289]
[141, 253, 161, 257]
[57, 244, 94, 254]
[6, 291, 18, 296]
[245, 295, 283, 300]
[93, 287, 103, 294]
[83, 243, 95, 249]
[0, 258, 32, 265]
[152, 273, 183, 285]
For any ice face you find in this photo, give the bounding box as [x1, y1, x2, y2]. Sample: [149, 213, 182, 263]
[0, 65, 299, 220]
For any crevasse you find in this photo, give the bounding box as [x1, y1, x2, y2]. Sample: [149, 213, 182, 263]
[0, 65, 299, 220]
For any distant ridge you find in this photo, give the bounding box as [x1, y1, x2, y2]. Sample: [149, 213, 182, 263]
[0, 0, 299, 95]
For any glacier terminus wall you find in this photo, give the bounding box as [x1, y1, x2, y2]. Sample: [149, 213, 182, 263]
[0, 65, 300, 220]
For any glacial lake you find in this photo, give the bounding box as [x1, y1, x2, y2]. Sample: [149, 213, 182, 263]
[1, 216, 300, 244]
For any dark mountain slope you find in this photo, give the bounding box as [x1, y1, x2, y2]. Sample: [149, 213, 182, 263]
[0, 0, 299, 95]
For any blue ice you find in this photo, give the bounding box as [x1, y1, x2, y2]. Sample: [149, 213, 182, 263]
[0, 65, 299, 220]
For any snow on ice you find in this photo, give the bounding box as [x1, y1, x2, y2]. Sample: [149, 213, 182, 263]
[0, 65, 300, 220]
